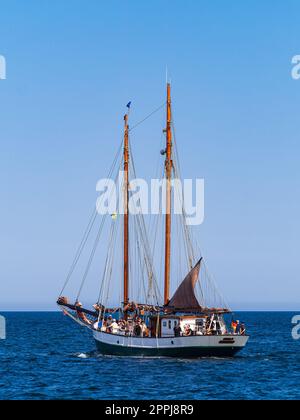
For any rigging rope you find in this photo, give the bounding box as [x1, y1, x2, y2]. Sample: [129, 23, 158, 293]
[59, 140, 123, 297]
[76, 214, 107, 301]
[129, 141, 163, 304]
[171, 117, 230, 310]
[129, 102, 166, 133]
[59, 209, 98, 296]
[76, 162, 122, 301]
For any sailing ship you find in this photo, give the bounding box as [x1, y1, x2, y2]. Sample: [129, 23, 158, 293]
[57, 83, 249, 357]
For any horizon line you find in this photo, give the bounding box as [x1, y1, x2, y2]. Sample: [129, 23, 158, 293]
[1, 309, 299, 313]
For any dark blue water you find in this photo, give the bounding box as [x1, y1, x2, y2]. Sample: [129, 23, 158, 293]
[0, 312, 299, 400]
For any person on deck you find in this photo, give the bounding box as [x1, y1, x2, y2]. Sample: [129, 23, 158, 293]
[75, 302, 92, 325]
[134, 322, 142, 337]
[240, 323, 246, 336]
[141, 321, 149, 337]
[100, 319, 107, 332]
[92, 304, 99, 311]
[210, 320, 217, 335]
[128, 320, 134, 336]
[231, 320, 238, 334]
[111, 319, 120, 334]
[118, 320, 126, 334]
[106, 316, 113, 329]
[105, 316, 114, 333]
[174, 323, 182, 337]
[184, 324, 192, 337]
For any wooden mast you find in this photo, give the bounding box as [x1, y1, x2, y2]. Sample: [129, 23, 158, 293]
[123, 112, 129, 305]
[164, 83, 172, 305]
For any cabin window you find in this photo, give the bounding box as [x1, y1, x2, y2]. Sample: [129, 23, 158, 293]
[174, 321, 177, 327]
[163, 321, 167, 327]
[168, 320, 172, 330]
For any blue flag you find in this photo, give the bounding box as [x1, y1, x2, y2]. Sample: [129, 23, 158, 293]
[126, 102, 132, 109]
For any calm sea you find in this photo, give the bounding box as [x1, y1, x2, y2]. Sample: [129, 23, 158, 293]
[0, 312, 299, 400]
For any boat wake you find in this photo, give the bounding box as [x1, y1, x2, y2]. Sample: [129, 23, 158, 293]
[73, 351, 100, 359]
[73, 351, 243, 362]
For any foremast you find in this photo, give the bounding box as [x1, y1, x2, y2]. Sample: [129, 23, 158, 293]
[123, 111, 129, 305]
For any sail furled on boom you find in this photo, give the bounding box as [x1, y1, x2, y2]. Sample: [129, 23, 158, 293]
[167, 258, 203, 310]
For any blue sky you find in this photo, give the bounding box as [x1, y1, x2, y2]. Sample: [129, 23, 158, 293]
[0, 0, 299, 310]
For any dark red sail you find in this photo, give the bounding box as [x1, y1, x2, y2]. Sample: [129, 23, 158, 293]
[167, 258, 203, 310]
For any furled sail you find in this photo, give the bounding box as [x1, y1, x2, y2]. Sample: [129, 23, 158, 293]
[167, 258, 203, 310]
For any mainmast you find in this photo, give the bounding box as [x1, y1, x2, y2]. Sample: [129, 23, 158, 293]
[123, 111, 129, 305]
[164, 83, 172, 305]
